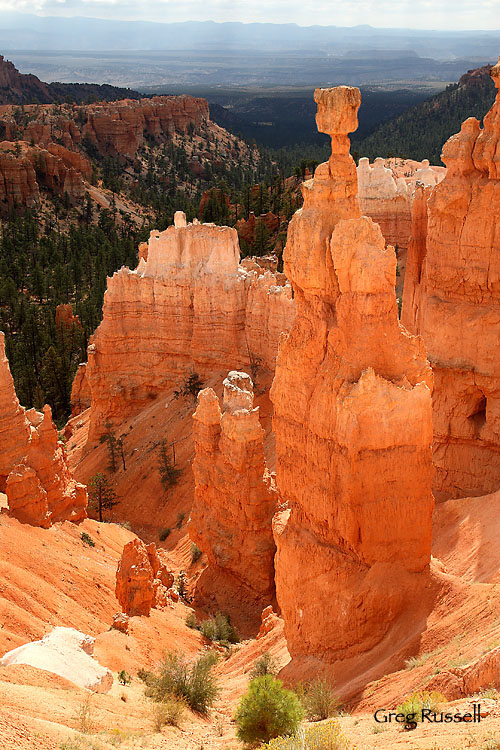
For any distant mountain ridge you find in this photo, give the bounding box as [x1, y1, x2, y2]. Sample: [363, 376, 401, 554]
[0, 54, 141, 105]
[355, 63, 497, 164]
[2, 13, 500, 59]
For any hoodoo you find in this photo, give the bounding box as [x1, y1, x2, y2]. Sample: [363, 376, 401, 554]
[402, 56, 500, 499]
[0, 332, 87, 526]
[270, 87, 434, 673]
[190, 371, 277, 630]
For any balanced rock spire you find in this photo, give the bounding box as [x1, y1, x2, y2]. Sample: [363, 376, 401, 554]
[270, 86, 434, 674]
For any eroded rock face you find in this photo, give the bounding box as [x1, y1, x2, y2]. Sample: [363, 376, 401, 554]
[0, 332, 87, 525]
[0, 627, 113, 693]
[0, 140, 87, 213]
[190, 372, 277, 627]
[270, 86, 434, 665]
[357, 157, 412, 251]
[84, 215, 295, 439]
[402, 57, 500, 499]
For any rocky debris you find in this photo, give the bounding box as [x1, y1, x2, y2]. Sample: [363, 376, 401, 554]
[190, 371, 277, 627]
[84, 213, 295, 439]
[270, 85, 434, 667]
[0, 332, 87, 526]
[402, 56, 500, 498]
[115, 538, 176, 617]
[0, 626, 113, 693]
[111, 612, 130, 634]
[426, 645, 500, 700]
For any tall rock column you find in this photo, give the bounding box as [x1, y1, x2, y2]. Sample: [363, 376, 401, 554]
[270, 87, 434, 668]
[402, 58, 500, 498]
[190, 371, 276, 631]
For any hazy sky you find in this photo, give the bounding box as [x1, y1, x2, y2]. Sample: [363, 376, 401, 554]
[0, 0, 498, 30]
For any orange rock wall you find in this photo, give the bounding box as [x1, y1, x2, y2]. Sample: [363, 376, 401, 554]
[84, 213, 295, 439]
[270, 86, 434, 666]
[402, 58, 500, 499]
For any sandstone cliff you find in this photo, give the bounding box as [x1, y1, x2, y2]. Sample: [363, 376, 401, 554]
[190, 371, 276, 630]
[0, 332, 87, 526]
[402, 56, 500, 499]
[270, 86, 434, 668]
[84, 212, 295, 439]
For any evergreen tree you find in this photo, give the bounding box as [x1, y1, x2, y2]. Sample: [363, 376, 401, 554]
[88, 473, 118, 522]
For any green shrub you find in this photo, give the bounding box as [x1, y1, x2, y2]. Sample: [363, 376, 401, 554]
[118, 669, 131, 686]
[146, 651, 219, 715]
[186, 612, 198, 629]
[260, 720, 351, 749]
[199, 611, 239, 645]
[190, 543, 202, 563]
[396, 690, 446, 724]
[176, 512, 185, 529]
[250, 652, 281, 679]
[298, 678, 339, 721]
[137, 668, 156, 686]
[157, 440, 182, 491]
[159, 527, 171, 541]
[150, 694, 186, 730]
[81, 532, 95, 547]
[234, 675, 304, 746]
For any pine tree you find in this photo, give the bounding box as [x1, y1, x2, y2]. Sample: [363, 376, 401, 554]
[88, 473, 118, 522]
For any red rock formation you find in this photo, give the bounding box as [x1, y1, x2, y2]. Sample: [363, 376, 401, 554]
[47, 143, 92, 181]
[0, 143, 39, 214]
[84, 212, 295, 439]
[115, 538, 175, 616]
[270, 86, 434, 667]
[0, 140, 87, 210]
[190, 371, 277, 629]
[70, 363, 91, 417]
[26, 146, 86, 203]
[235, 212, 280, 246]
[55, 304, 83, 330]
[0, 332, 87, 525]
[402, 57, 500, 499]
[115, 538, 155, 617]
